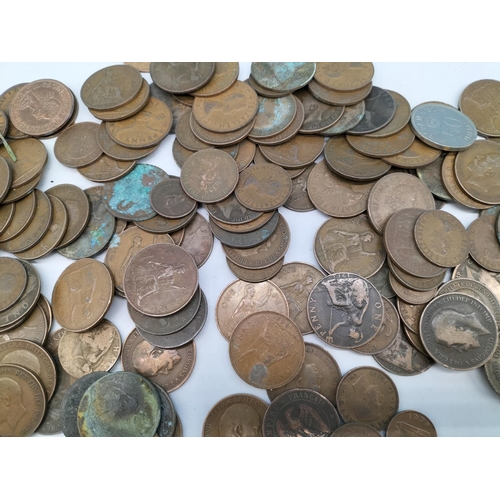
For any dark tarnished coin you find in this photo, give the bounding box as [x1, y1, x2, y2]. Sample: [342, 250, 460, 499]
[150, 382, 177, 437]
[81, 64, 142, 110]
[150, 62, 215, 94]
[0, 304, 47, 345]
[54, 121, 102, 168]
[485, 342, 500, 396]
[365, 90, 411, 138]
[331, 422, 381, 437]
[179, 213, 214, 267]
[367, 173, 435, 234]
[263, 388, 340, 437]
[58, 186, 115, 259]
[413, 210, 468, 268]
[294, 88, 344, 134]
[468, 215, 500, 272]
[320, 101, 366, 135]
[77, 371, 161, 437]
[420, 293, 498, 370]
[315, 63, 374, 92]
[259, 134, 324, 168]
[229, 311, 305, 390]
[78, 154, 136, 183]
[397, 299, 425, 334]
[308, 273, 384, 349]
[226, 258, 284, 283]
[150, 178, 197, 219]
[251, 62, 316, 92]
[52, 258, 113, 332]
[0, 364, 46, 437]
[386, 410, 437, 437]
[336, 366, 399, 431]
[203, 393, 268, 437]
[284, 162, 315, 212]
[102, 163, 168, 221]
[367, 260, 395, 299]
[124, 243, 198, 317]
[191, 62, 239, 97]
[266, 342, 341, 404]
[411, 102, 477, 151]
[388, 273, 437, 305]
[314, 215, 386, 278]
[215, 280, 288, 342]
[205, 193, 263, 225]
[0, 257, 27, 312]
[249, 95, 296, 139]
[122, 329, 196, 392]
[324, 135, 391, 181]
[0, 339, 56, 400]
[0, 191, 36, 243]
[416, 153, 452, 201]
[347, 87, 396, 135]
[45, 184, 90, 249]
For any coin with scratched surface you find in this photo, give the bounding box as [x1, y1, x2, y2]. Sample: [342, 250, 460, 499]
[386, 410, 437, 437]
[150, 62, 215, 94]
[249, 95, 297, 139]
[251, 62, 316, 92]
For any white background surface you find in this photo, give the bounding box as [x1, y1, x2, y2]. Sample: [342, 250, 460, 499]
[1, 62, 500, 438]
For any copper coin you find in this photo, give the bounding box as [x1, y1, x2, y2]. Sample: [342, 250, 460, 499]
[222, 214, 290, 270]
[150, 82, 190, 133]
[324, 135, 391, 181]
[389, 253, 444, 293]
[1, 172, 41, 205]
[0, 339, 56, 400]
[215, 279, 289, 342]
[485, 342, 500, 396]
[106, 97, 173, 149]
[0, 364, 46, 437]
[294, 88, 344, 134]
[190, 62, 239, 97]
[40, 89, 79, 140]
[135, 206, 197, 235]
[210, 210, 275, 234]
[468, 215, 500, 272]
[0, 83, 29, 139]
[54, 121, 102, 168]
[403, 324, 428, 356]
[203, 393, 267, 437]
[420, 293, 498, 370]
[124, 62, 150, 72]
[397, 299, 425, 334]
[78, 154, 136, 183]
[266, 342, 341, 404]
[0, 191, 36, 243]
[234, 139, 256, 171]
[150, 178, 197, 219]
[122, 329, 196, 393]
[38, 295, 53, 337]
[309, 79, 372, 107]
[314, 215, 386, 278]
[263, 388, 340, 437]
[0, 201, 14, 234]
[45, 184, 90, 248]
[175, 111, 211, 151]
[52, 258, 113, 333]
[336, 366, 399, 431]
[416, 154, 452, 201]
[386, 410, 437, 437]
[367, 173, 435, 234]
[124, 243, 198, 317]
[383, 138, 441, 168]
[229, 311, 305, 390]
[364, 90, 411, 138]
[453, 257, 500, 305]
[0, 137, 47, 189]
[307, 160, 374, 217]
[367, 260, 396, 299]
[81, 64, 142, 110]
[226, 257, 284, 283]
[235, 163, 292, 211]
[10, 79, 74, 136]
[247, 74, 290, 98]
[0, 257, 27, 312]
[249, 95, 297, 139]
[259, 134, 324, 168]
[205, 193, 264, 225]
[308, 272, 384, 349]
[389, 274, 437, 305]
[179, 213, 213, 268]
[150, 62, 215, 94]
[0, 304, 47, 346]
[58, 319, 121, 379]
[315, 62, 374, 92]
[192, 80, 258, 133]
[284, 162, 315, 212]
[331, 422, 381, 437]
[251, 62, 316, 92]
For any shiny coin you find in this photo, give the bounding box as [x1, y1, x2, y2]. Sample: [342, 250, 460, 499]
[250, 62, 316, 92]
[54, 122, 102, 168]
[386, 410, 437, 437]
[150, 62, 215, 94]
[468, 215, 500, 272]
[0, 257, 27, 312]
[295, 88, 344, 134]
[315, 62, 374, 92]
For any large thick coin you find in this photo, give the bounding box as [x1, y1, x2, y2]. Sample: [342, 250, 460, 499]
[251, 62, 316, 92]
[150, 62, 215, 94]
[307, 272, 384, 348]
[386, 410, 437, 437]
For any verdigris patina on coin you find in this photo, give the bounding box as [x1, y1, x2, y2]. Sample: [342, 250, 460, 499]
[251, 62, 316, 92]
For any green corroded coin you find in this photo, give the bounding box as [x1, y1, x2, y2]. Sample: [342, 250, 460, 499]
[102, 163, 169, 221]
[249, 95, 297, 138]
[77, 371, 161, 437]
[250, 63, 316, 92]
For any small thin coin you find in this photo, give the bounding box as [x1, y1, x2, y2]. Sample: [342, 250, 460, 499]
[54, 122, 102, 168]
[38, 295, 52, 334]
[0, 257, 27, 312]
[386, 410, 437, 437]
[468, 215, 500, 272]
[247, 74, 290, 98]
[150, 62, 215, 94]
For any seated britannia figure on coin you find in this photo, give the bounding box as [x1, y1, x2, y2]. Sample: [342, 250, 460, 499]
[132, 341, 181, 378]
[219, 404, 261, 437]
[276, 404, 330, 437]
[64, 264, 97, 322]
[280, 272, 316, 323]
[230, 284, 272, 325]
[73, 327, 115, 376]
[0, 377, 27, 435]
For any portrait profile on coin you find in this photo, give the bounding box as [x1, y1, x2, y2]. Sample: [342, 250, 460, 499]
[0, 377, 27, 434]
[351, 372, 384, 422]
[297, 363, 323, 393]
[466, 154, 500, 193]
[132, 340, 181, 377]
[219, 403, 261, 437]
[276, 404, 330, 437]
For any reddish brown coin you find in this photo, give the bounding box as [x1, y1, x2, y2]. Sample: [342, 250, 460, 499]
[54, 121, 102, 168]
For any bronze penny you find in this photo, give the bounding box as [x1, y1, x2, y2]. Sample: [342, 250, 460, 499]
[58, 319, 121, 379]
[226, 257, 284, 283]
[222, 214, 290, 270]
[468, 215, 500, 272]
[309, 79, 372, 107]
[247, 74, 291, 98]
[234, 140, 256, 171]
[353, 297, 399, 355]
[81, 64, 142, 110]
[150, 178, 197, 219]
[235, 163, 292, 211]
[367, 173, 435, 234]
[367, 260, 396, 299]
[0, 191, 36, 243]
[314, 215, 386, 278]
[321, 102, 366, 137]
[0, 137, 47, 189]
[386, 410, 437, 437]
[259, 134, 324, 168]
[295, 88, 344, 134]
[124, 243, 198, 317]
[78, 154, 136, 183]
[397, 299, 425, 334]
[248, 95, 297, 139]
[453, 257, 500, 305]
[135, 206, 196, 234]
[106, 97, 173, 149]
[414, 210, 469, 268]
[40, 89, 79, 140]
[105, 227, 174, 293]
[364, 90, 411, 138]
[205, 193, 264, 225]
[0, 203, 15, 235]
[15, 195, 68, 260]
[10, 79, 74, 136]
[150, 82, 190, 133]
[324, 135, 391, 181]
[45, 184, 90, 248]
[229, 311, 305, 390]
[181, 149, 238, 203]
[382, 138, 441, 168]
[89, 78, 150, 121]
[175, 111, 212, 151]
[150, 62, 215, 94]
[307, 272, 384, 349]
[336, 366, 399, 431]
[215, 279, 289, 342]
[0, 257, 27, 312]
[0, 83, 29, 139]
[485, 342, 500, 397]
[174, 94, 194, 106]
[203, 393, 268, 437]
[38, 295, 53, 335]
[192, 80, 259, 133]
[416, 153, 452, 202]
[284, 162, 315, 212]
[0, 339, 56, 400]
[191, 62, 239, 97]
[2, 304, 48, 346]
[0, 364, 46, 437]
[455, 140, 500, 204]
[124, 62, 150, 72]
[389, 274, 437, 305]
[54, 121, 102, 168]
[122, 329, 196, 393]
[420, 293, 498, 370]
[1, 172, 41, 205]
[331, 423, 381, 437]
[266, 342, 341, 405]
[250, 63, 316, 93]
[315, 63, 374, 92]
[307, 160, 374, 217]
[52, 258, 113, 333]
[403, 324, 428, 355]
[179, 213, 214, 267]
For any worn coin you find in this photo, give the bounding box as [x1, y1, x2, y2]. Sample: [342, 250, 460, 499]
[39, 295, 53, 334]
[251, 62, 316, 92]
[331, 422, 381, 437]
[234, 139, 256, 171]
[226, 257, 284, 283]
[367, 260, 396, 299]
[416, 154, 452, 201]
[150, 62, 215, 94]
[175, 111, 212, 151]
[135, 206, 196, 234]
[284, 162, 315, 212]
[54, 121, 102, 168]
[0, 304, 47, 345]
[386, 410, 437, 437]
[190, 111, 253, 147]
[259, 134, 324, 168]
[179, 213, 213, 267]
[0, 191, 36, 243]
[453, 257, 500, 305]
[78, 154, 136, 183]
[468, 215, 500, 272]
[484, 341, 500, 396]
[0, 202, 14, 235]
[172, 138, 194, 167]
[0, 83, 29, 139]
[383, 138, 441, 169]
[150, 82, 190, 133]
[397, 299, 425, 334]
[149, 382, 176, 437]
[205, 193, 263, 225]
[1, 172, 41, 205]
[315, 62, 374, 92]
[294, 88, 344, 134]
[249, 95, 297, 139]
[150, 178, 197, 219]
[203, 393, 268, 437]
[389, 273, 437, 305]
[0, 257, 27, 312]
[309, 79, 372, 107]
[247, 74, 290, 98]
[364, 90, 411, 138]
[189, 62, 239, 97]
